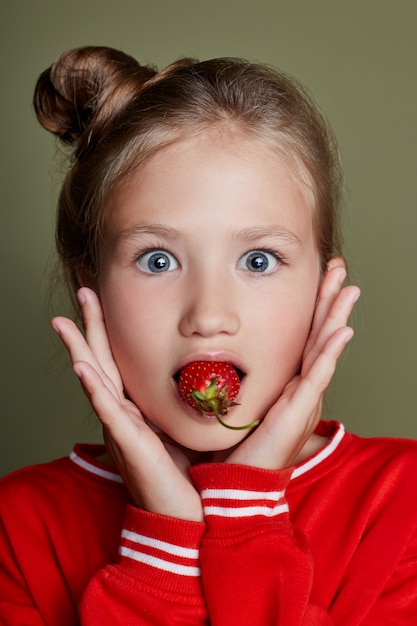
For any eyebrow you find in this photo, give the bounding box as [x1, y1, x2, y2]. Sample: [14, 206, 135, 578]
[114, 224, 179, 244]
[114, 223, 302, 246]
[234, 226, 302, 245]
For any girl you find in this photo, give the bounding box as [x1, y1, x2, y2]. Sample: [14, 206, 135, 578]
[1, 46, 416, 625]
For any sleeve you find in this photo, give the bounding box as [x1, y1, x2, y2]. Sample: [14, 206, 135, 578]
[189, 463, 333, 626]
[0, 518, 48, 626]
[330, 508, 417, 625]
[79, 505, 209, 625]
[361, 547, 417, 624]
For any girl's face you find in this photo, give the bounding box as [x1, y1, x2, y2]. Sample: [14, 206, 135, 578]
[98, 132, 322, 452]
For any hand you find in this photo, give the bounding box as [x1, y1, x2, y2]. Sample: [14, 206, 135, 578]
[52, 288, 203, 522]
[224, 264, 360, 470]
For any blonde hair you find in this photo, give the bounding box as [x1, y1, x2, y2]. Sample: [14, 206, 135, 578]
[34, 46, 343, 300]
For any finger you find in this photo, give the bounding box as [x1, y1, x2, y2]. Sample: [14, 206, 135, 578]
[302, 283, 360, 376]
[264, 326, 354, 464]
[299, 325, 355, 401]
[73, 360, 203, 521]
[77, 288, 124, 390]
[72, 361, 153, 471]
[72, 360, 142, 436]
[51, 316, 120, 400]
[51, 316, 102, 372]
[304, 265, 347, 357]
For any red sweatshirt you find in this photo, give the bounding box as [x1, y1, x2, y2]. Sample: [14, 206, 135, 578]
[1, 421, 417, 624]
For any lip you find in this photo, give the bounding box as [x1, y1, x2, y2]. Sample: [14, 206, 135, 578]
[172, 352, 247, 378]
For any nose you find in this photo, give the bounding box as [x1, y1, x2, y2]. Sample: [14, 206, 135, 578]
[178, 269, 240, 338]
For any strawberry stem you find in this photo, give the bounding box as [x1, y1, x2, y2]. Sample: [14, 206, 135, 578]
[209, 399, 260, 431]
[188, 375, 259, 431]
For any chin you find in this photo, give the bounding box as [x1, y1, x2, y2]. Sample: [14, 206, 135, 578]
[175, 425, 253, 455]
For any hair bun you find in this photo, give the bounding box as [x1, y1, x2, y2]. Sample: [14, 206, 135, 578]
[33, 46, 156, 148]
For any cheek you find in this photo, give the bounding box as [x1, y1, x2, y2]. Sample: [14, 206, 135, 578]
[261, 276, 317, 335]
[253, 282, 318, 380]
[100, 289, 182, 410]
[99, 287, 156, 373]
[263, 310, 313, 370]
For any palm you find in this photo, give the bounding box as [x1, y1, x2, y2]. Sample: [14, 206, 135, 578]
[52, 289, 203, 522]
[225, 264, 359, 470]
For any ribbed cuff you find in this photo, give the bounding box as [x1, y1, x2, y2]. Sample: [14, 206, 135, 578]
[190, 464, 293, 537]
[117, 505, 206, 595]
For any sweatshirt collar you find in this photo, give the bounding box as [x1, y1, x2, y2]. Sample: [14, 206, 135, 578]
[69, 421, 346, 484]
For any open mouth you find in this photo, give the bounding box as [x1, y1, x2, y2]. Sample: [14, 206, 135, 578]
[233, 366, 245, 382]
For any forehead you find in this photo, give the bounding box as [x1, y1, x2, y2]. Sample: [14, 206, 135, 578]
[102, 131, 318, 258]
[110, 127, 315, 213]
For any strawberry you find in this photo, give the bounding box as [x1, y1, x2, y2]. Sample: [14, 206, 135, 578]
[178, 361, 259, 430]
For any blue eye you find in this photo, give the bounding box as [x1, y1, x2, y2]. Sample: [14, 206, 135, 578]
[137, 250, 179, 273]
[238, 250, 279, 273]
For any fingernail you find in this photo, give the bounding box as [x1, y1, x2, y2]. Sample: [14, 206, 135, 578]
[338, 268, 347, 284]
[77, 289, 86, 306]
[51, 320, 61, 336]
[345, 327, 354, 343]
[73, 363, 83, 380]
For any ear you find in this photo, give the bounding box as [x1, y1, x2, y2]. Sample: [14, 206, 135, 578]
[75, 266, 98, 291]
[326, 256, 346, 272]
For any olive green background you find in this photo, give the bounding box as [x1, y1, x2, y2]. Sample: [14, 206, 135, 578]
[1, 0, 416, 477]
